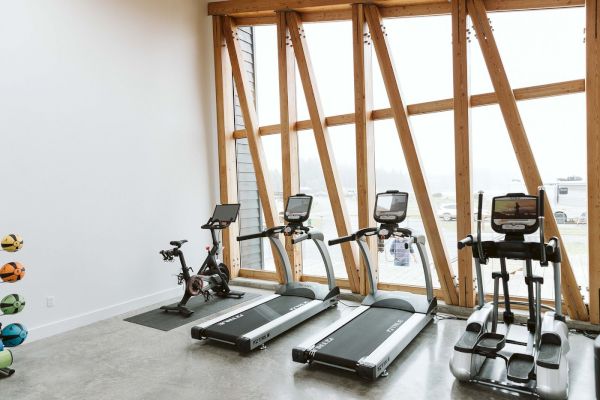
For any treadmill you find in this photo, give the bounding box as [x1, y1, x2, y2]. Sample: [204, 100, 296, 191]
[293, 190, 437, 380]
[191, 194, 340, 352]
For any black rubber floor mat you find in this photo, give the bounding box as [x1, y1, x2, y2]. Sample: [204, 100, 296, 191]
[124, 292, 261, 331]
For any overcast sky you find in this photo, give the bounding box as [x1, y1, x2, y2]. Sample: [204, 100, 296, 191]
[252, 8, 587, 195]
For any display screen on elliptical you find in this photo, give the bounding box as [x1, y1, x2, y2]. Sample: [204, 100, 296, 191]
[374, 191, 408, 224]
[491, 195, 539, 234]
[284, 195, 312, 223]
[211, 204, 241, 224]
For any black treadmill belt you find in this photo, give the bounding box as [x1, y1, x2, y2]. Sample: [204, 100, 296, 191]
[203, 295, 312, 343]
[313, 308, 414, 370]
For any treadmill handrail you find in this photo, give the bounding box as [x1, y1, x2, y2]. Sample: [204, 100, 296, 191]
[293, 230, 336, 291]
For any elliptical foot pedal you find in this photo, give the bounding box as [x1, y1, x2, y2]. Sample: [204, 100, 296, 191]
[507, 353, 535, 383]
[474, 332, 506, 355]
[536, 333, 562, 369]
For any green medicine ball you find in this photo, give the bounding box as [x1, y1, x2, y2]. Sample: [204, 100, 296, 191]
[0, 294, 25, 315]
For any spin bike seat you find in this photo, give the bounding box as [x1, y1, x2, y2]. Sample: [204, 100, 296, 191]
[170, 240, 188, 248]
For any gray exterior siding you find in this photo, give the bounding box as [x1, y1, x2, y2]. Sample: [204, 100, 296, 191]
[234, 27, 263, 269]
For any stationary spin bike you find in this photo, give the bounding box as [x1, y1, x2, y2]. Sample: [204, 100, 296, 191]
[160, 204, 244, 317]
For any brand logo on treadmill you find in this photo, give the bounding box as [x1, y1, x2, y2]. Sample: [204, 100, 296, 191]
[314, 337, 334, 350]
[289, 301, 310, 311]
[252, 333, 270, 346]
[386, 319, 404, 333]
[377, 357, 390, 372]
[217, 313, 244, 326]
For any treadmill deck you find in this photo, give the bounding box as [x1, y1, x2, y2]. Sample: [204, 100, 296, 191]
[311, 307, 415, 370]
[201, 295, 312, 343]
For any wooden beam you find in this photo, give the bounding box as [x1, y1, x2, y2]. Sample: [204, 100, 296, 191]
[353, 4, 378, 296]
[232, 79, 585, 139]
[365, 4, 459, 305]
[471, 79, 585, 107]
[222, 17, 286, 283]
[452, 0, 474, 308]
[238, 268, 279, 281]
[286, 11, 361, 292]
[468, 0, 588, 320]
[214, 16, 241, 278]
[209, 0, 440, 16]
[587, 0, 600, 324]
[278, 12, 302, 282]
[221, 0, 584, 23]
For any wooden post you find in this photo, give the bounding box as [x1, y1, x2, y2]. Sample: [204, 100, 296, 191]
[222, 17, 286, 283]
[452, 0, 475, 307]
[213, 16, 241, 277]
[364, 5, 459, 305]
[286, 11, 361, 292]
[278, 12, 302, 281]
[353, 4, 378, 295]
[468, 0, 589, 320]
[587, 0, 600, 323]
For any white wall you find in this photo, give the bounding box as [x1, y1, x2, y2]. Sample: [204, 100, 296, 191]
[0, 0, 218, 341]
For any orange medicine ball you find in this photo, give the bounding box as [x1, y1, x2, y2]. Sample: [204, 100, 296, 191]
[0, 262, 25, 282]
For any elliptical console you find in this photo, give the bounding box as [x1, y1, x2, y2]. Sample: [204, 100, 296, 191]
[450, 188, 570, 399]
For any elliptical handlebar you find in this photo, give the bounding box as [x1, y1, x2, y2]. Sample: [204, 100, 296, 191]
[546, 237, 560, 256]
[458, 236, 473, 250]
[538, 186, 548, 266]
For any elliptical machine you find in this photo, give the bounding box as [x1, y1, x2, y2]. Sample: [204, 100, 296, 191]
[160, 204, 244, 317]
[450, 188, 570, 399]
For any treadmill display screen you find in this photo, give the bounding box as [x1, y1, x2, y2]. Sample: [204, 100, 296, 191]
[374, 192, 408, 224]
[492, 196, 538, 234]
[212, 204, 241, 223]
[285, 195, 312, 223]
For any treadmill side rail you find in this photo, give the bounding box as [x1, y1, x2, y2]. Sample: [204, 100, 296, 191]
[238, 300, 325, 352]
[357, 313, 433, 380]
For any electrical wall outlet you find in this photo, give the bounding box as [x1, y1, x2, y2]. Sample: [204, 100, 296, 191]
[46, 296, 55, 308]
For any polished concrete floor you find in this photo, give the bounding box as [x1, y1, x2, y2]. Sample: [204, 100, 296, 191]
[2, 286, 596, 400]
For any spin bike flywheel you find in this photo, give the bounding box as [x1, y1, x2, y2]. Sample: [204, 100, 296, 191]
[187, 275, 204, 296]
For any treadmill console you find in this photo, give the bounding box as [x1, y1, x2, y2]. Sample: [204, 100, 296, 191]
[374, 191, 408, 224]
[491, 194, 539, 235]
[284, 194, 313, 223]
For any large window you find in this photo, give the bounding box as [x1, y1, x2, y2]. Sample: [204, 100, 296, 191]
[468, 9, 587, 300]
[232, 9, 589, 304]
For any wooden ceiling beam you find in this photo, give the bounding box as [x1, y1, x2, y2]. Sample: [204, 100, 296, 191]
[224, 0, 584, 25]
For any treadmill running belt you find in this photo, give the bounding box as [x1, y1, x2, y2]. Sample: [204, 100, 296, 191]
[202, 295, 312, 343]
[312, 308, 414, 370]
